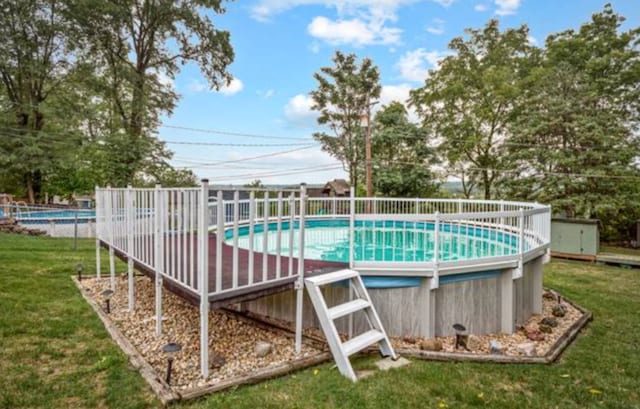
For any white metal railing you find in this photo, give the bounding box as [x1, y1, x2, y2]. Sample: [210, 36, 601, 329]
[96, 182, 550, 379]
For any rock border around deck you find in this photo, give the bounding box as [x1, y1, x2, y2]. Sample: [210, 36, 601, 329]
[72, 276, 331, 405]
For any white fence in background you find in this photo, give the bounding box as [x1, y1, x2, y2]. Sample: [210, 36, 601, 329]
[95, 181, 551, 380]
[1, 204, 97, 238]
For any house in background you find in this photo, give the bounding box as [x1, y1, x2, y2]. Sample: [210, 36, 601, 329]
[322, 179, 350, 197]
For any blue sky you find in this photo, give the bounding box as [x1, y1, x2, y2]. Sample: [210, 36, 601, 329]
[158, 0, 639, 186]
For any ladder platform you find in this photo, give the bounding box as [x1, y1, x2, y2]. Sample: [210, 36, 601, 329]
[343, 329, 386, 357]
[328, 298, 370, 320]
[304, 269, 360, 286]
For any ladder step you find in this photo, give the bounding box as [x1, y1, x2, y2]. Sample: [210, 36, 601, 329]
[328, 299, 370, 320]
[343, 329, 385, 357]
[305, 269, 360, 287]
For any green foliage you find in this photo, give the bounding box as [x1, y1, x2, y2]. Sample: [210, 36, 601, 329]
[410, 20, 538, 199]
[311, 51, 381, 192]
[501, 5, 640, 241]
[0, 0, 234, 200]
[370, 102, 440, 197]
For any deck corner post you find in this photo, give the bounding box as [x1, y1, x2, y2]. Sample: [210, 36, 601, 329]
[295, 184, 307, 354]
[349, 187, 355, 269]
[154, 183, 163, 337]
[126, 185, 135, 311]
[199, 179, 210, 379]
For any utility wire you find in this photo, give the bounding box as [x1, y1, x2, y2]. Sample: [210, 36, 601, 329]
[159, 124, 314, 141]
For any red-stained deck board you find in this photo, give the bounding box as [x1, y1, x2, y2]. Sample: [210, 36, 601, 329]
[100, 233, 347, 309]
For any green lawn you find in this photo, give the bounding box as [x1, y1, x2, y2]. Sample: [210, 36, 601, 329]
[1, 233, 639, 409]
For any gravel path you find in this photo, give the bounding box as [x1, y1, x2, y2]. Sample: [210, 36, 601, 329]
[82, 275, 321, 391]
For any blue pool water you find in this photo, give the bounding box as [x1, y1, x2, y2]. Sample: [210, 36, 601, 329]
[2, 209, 96, 224]
[224, 219, 521, 264]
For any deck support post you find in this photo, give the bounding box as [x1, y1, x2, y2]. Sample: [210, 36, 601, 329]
[425, 278, 436, 338]
[126, 185, 135, 311]
[154, 184, 163, 337]
[514, 208, 525, 279]
[295, 185, 306, 354]
[199, 179, 210, 379]
[96, 239, 101, 279]
[109, 247, 115, 291]
[248, 191, 255, 285]
[500, 269, 516, 334]
[531, 255, 543, 314]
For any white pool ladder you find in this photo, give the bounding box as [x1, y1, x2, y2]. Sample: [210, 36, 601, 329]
[304, 269, 397, 382]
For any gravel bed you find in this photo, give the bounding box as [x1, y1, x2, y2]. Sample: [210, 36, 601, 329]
[392, 291, 585, 357]
[81, 275, 321, 391]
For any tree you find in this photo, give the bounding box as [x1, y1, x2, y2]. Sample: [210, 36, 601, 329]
[310, 51, 381, 192]
[503, 5, 640, 240]
[369, 102, 439, 197]
[69, 0, 234, 183]
[0, 0, 80, 202]
[410, 20, 538, 199]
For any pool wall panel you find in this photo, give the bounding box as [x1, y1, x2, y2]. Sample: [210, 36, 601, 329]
[238, 254, 545, 338]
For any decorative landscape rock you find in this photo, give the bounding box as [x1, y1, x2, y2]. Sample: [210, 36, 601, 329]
[552, 304, 567, 318]
[516, 342, 537, 357]
[538, 324, 552, 334]
[210, 353, 226, 369]
[254, 341, 273, 357]
[402, 336, 417, 344]
[419, 339, 443, 351]
[466, 335, 481, 351]
[525, 326, 546, 341]
[489, 340, 504, 355]
[540, 317, 558, 328]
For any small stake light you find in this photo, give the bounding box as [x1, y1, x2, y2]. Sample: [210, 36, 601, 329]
[76, 263, 84, 281]
[101, 289, 114, 313]
[453, 323, 469, 351]
[162, 342, 182, 385]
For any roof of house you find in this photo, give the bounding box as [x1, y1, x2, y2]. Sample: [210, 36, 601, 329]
[323, 179, 350, 195]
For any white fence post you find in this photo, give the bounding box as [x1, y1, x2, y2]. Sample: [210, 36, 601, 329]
[431, 211, 440, 289]
[262, 191, 270, 282]
[349, 187, 355, 269]
[515, 207, 525, 279]
[126, 185, 135, 311]
[216, 190, 223, 293]
[95, 186, 101, 279]
[232, 190, 239, 288]
[248, 191, 255, 285]
[295, 185, 306, 353]
[154, 184, 163, 337]
[199, 179, 210, 379]
[106, 185, 116, 291]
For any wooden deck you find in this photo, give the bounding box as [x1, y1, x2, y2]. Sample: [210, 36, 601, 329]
[101, 233, 347, 309]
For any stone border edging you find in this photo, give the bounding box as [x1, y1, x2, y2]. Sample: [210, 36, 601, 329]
[73, 277, 332, 405]
[397, 293, 593, 364]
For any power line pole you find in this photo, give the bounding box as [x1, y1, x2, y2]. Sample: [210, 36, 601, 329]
[365, 97, 375, 198]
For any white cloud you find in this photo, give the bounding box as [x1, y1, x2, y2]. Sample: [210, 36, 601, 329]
[494, 0, 521, 16]
[307, 16, 401, 46]
[218, 78, 244, 96]
[474, 3, 488, 11]
[426, 18, 445, 35]
[396, 48, 448, 83]
[380, 84, 419, 122]
[186, 77, 244, 96]
[187, 79, 207, 92]
[527, 35, 538, 46]
[284, 94, 319, 128]
[250, 1, 456, 47]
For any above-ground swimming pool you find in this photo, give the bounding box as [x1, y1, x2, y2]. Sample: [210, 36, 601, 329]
[224, 218, 523, 264]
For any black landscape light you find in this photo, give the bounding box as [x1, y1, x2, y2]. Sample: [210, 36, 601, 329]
[101, 289, 114, 313]
[162, 342, 182, 385]
[76, 263, 84, 281]
[453, 323, 468, 350]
